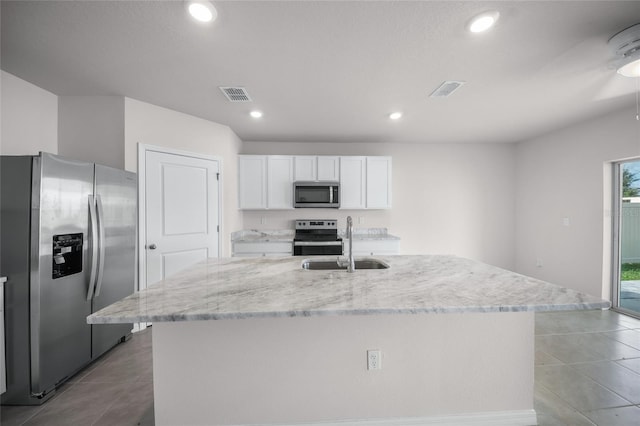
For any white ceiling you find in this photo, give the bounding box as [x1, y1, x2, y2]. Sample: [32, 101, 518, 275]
[2, 1, 640, 144]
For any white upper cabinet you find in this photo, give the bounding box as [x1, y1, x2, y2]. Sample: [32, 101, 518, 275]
[240, 155, 390, 210]
[339, 156, 366, 209]
[239, 155, 294, 210]
[238, 155, 267, 209]
[294, 156, 340, 182]
[267, 156, 294, 209]
[366, 156, 392, 209]
[293, 156, 316, 181]
[317, 156, 340, 181]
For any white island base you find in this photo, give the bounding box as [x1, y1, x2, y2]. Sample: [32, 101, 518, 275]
[152, 312, 537, 426]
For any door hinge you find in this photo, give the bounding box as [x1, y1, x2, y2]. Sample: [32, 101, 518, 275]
[216, 172, 220, 181]
[217, 225, 220, 232]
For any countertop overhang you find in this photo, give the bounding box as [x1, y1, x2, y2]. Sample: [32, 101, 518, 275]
[87, 255, 610, 324]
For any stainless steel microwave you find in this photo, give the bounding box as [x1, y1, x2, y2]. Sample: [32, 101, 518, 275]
[293, 182, 340, 208]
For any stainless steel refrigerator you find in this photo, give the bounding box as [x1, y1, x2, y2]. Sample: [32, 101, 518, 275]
[0, 152, 136, 405]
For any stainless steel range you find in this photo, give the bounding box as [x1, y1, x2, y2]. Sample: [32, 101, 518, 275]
[293, 219, 343, 256]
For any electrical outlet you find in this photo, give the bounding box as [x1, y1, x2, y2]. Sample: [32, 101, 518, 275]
[260, 216, 266, 225]
[536, 258, 543, 268]
[367, 350, 381, 370]
[358, 216, 364, 225]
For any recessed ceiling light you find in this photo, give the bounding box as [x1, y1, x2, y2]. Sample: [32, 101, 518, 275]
[250, 111, 263, 119]
[389, 112, 403, 120]
[186, 1, 217, 23]
[468, 11, 499, 33]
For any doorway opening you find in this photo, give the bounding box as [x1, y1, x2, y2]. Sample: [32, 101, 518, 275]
[613, 160, 640, 318]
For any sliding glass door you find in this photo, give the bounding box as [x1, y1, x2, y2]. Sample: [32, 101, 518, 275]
[613, 160, 640, 317]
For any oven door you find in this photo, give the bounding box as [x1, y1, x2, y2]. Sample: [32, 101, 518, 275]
[293, 241, 343, 256]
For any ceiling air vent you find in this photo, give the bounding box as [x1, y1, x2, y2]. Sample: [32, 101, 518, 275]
[429, 81, 466, 98]
[219, 87, 252, 102]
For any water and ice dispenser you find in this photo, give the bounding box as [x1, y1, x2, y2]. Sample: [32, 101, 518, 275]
[52, 233, 83, 279]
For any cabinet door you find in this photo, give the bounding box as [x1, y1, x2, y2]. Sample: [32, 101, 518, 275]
[340, 156, 366, 209]
[366, 157, 392, 209]
[233, 242, 293, 257]
[267, 156, 294, 209]
[317, 156, 340, 181]
[294, 156, 316, 181]
[351, 239, 400, 256]
[238, 156, 267, 209]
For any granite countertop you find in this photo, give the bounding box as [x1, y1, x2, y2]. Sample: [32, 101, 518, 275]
[88, 255, 609, 324]
[340, 228, 401, 241]
[231, 230, 295, 243]
[231, 228, 399, 243]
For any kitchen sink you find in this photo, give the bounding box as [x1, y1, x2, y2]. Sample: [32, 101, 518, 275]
[301, 258, 389, 270]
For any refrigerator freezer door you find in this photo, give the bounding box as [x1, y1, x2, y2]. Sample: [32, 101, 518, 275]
[31, 153, 94, 396]
[91, 165, 137, 358]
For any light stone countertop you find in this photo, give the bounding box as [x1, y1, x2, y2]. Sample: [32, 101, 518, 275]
[231, 228, 400, 243]
[87, 255, 609, 324]
[231, 230, 295, 243]
[340, 228, 401, 241]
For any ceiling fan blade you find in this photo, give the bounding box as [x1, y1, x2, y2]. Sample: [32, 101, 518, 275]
[593, 74, 639, 102]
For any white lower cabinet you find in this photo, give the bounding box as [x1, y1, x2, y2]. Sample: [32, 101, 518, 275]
[232, 241, 293, 257]
[349, 239, 400, 256]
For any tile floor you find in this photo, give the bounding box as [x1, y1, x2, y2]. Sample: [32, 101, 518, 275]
[535, 309, 640, 425]
[1, 310, 640, 426]
[0, 328, 154, 426]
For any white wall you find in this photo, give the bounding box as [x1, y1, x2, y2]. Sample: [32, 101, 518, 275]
[124, 98, 243, 256]
[0, 71, 57, 155]
[5, 71, 636, 298]
[58, 96, 125, 168]
[243, 141, 516, 270]
[515, 106, 640, 299]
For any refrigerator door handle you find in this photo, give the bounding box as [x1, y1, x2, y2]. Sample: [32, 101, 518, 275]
[94, 195, 106, 298]
[86, 195, 99, 300]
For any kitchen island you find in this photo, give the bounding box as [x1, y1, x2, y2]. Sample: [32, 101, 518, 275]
[88, 255, 609, 426]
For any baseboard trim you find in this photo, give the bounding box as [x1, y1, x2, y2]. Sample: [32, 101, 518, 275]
[259, 410, 538, 426]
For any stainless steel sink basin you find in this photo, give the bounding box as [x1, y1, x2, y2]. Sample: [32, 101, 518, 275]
[301, 258, 389, 270]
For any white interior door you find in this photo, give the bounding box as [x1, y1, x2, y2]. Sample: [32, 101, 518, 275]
[145, 150, 219, 287]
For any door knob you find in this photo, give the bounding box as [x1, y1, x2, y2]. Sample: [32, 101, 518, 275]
[148, 243, 157, 250]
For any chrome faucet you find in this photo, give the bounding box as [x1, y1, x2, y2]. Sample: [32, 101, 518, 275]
[346, 216, 355, 272]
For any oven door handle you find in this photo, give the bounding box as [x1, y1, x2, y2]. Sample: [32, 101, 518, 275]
[294, 241, 343, 246]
